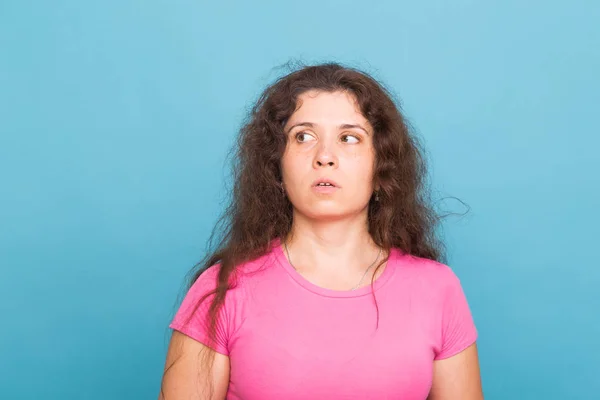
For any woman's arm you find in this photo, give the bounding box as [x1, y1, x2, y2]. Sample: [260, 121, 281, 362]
[428, 342, 483, 400]
[158, 331, 230, 400]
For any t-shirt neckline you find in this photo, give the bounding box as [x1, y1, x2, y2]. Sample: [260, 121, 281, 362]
[271, 237, 398, 298]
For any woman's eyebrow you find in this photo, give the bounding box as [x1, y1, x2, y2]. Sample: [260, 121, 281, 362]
[286, 122, 315, 133]
[286, 122, 370, 135]
[339, 123, 370, 136]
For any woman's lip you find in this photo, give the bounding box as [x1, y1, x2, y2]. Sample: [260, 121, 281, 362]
[312, 185, 339, 194]
[312, 179, 340, 187]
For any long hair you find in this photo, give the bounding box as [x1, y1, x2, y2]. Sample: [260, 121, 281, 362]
[164, 61, 449, 397]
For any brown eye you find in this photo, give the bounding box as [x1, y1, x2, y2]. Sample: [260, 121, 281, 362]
[296, 132, 316, 143]
[341, 134, 360, 144]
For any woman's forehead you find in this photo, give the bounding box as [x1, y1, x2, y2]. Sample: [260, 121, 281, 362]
[286, 90, 370, 130]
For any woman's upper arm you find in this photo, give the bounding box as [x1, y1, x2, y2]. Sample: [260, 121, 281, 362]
[428, 342, 483, 400]
[158, 331, 230, 400]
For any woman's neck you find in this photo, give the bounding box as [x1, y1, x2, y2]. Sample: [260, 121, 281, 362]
[284, 211, 383, 278]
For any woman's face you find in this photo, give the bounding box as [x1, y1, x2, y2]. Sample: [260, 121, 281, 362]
[281, 90, 377, 221]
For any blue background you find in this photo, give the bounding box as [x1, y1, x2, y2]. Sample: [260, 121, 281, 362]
[1, 1, 598, 398]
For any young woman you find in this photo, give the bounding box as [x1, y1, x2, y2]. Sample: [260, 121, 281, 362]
[159, 63, 483, 399]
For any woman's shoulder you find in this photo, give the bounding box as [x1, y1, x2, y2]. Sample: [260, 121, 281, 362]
[393, 251, 465, 292]
[191, 247, 278, 293]
[391, 252, 476, 327]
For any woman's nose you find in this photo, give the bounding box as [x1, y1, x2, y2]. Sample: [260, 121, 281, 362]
[313, 143, 338, 168]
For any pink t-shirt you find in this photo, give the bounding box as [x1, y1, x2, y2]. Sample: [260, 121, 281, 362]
[169, 238, 478, 399]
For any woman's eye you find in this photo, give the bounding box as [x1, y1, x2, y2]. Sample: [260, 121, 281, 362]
[341, 134, 360, 144]
[296, 132, 316, 142]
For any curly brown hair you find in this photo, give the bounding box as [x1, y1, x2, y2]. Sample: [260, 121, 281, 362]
[167, 61, 450, 394]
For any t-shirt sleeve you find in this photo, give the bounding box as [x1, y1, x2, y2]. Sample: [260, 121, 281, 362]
[434, 268, 478, 360]
[169, 265, 231, 355]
